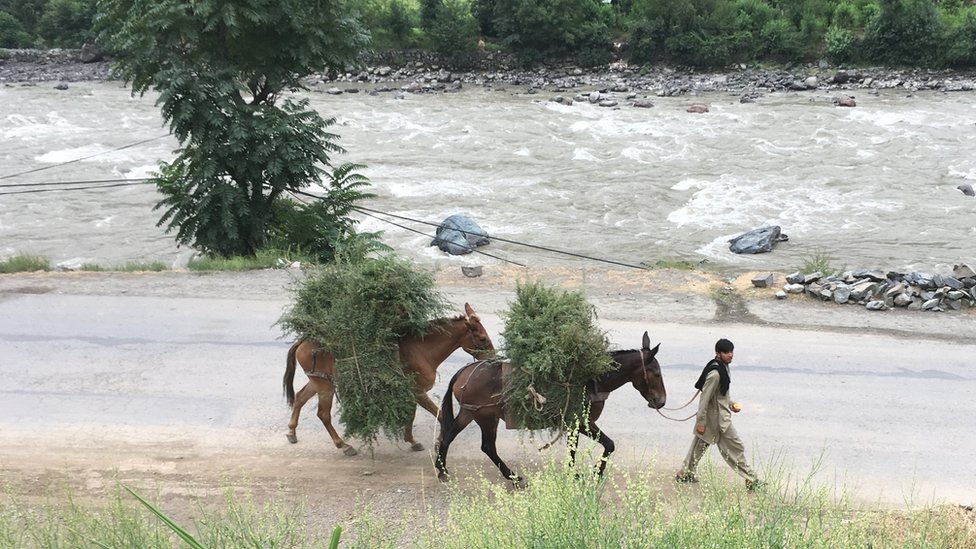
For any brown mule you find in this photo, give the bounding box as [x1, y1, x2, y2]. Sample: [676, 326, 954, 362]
[435, 331, 666, 483]
[283, 303, 494, 456]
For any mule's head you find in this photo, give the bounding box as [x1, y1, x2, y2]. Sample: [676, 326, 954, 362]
[462, 302, 495, 359]
[632, 331, 666, 409]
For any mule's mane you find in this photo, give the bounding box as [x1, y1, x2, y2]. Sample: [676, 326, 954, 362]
[433, 314, 467, 325]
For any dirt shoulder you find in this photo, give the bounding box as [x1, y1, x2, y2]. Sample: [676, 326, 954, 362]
[2, 265, 972, 340]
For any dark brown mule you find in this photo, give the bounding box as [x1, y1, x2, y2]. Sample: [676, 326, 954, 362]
[283, 303, 494, 456]
[435, 331, 665, 483]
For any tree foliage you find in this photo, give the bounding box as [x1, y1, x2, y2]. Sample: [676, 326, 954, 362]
[95, 0, 369, 257]
[863, 0, 941, 65]
[268, 163, 388, 264]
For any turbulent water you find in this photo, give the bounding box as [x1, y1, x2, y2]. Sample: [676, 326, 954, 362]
[2, 81, 974, 274]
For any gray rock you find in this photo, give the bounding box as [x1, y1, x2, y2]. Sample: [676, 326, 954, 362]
[728, 225, 784, 254]
[832, 286, 851, 304]
[775, 290, 787, 300]
[751, 273, 774, 288]
[849, 280, 877, 301]
[893, 293, 913, 307]
[865, 300, 887, 311]
[958, 184, 975, 197]
[851, 269, 886, 282]
[430, 214, 490, 255]
[922, 298, 942, 311]
[803, 271, 823, 285]
[784, 283, 805, 294]
[785, 271, 805, 284]
[953, 263, 975, 278]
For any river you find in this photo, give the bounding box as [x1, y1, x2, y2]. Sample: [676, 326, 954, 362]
[1, 81, 974, 273]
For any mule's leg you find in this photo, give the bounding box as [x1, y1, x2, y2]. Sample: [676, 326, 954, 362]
[313, 386, 357, 456]
[583, 422, 615, 476]
[286, 382, 316, 443]
[402, 393, 441, 452]
[475, 415, 522, 485]
[416, 393, 439, 417]
[403, 406, 424, 452]
[435, 409, 474, 481]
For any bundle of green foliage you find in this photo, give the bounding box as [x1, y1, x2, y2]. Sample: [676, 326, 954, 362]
[500, 280, 613, 431]
[277, 254, 450, 446]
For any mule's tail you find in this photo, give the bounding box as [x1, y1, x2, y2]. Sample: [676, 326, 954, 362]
[438, 364, 466, 442]
[284, 340, 301, 407]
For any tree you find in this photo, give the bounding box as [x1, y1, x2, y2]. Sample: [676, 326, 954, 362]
[95, 0, 369, 257]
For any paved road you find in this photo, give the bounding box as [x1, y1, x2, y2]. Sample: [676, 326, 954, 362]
[1, 279, 973, 508]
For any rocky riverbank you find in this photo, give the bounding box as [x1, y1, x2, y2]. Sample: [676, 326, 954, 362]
[4, 47, 976, 99]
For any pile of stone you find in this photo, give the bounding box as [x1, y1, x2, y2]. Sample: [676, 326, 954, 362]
[755, 264, 976, 312]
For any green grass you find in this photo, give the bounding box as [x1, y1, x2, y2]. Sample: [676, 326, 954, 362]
[3, 455, 971, 549]
[642, 257, 701, 270]
[188, 249, 313, 271]
[800, 247, 841, 276]
[82, 261, 169, 272]
[0, 254, 50, 273]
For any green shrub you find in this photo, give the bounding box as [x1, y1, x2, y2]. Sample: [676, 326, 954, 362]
[0, 253, 50, 273]
[941, 7, 976, 67]
[266, 163, 387, 265]
[428, 0, 480, 65]
[825, 24, 858, 62]
[760, 17, 803, 59]
[832, 1, 862, 30]
[0, 11, 32, 47]
[863, 0, 942, 66]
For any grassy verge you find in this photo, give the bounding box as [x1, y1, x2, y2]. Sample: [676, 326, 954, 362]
[2, 456, 972, 548]
[187, 249, 313, 272]
[0, 254, 50, 273]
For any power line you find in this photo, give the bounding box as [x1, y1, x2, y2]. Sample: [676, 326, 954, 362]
[0, 177, 154, 188]
[290, 189, 527, 267]
[0, 180, 154, 196]
[0, 135, 170, 181]
[352, 204, 649, 270]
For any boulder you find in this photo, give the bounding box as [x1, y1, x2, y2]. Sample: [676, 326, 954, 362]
[728, 225, 785, 254]
[431, 214, 490, 256]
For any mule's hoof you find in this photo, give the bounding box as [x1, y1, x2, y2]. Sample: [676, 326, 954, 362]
[512, 476, 527, 489]
[286, 434, 298, 444]
[410, 442, 425, 452]
[437, 471, 450, 482]
[342, 445, 358, 456]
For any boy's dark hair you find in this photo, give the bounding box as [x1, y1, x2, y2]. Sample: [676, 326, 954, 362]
[715, 338, 734, 353]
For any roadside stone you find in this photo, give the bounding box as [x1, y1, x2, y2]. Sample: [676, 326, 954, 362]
[785, 271, 805, 284]
[751, 273, 774, 288]
[953, 264, 975, 278]
[865, 300, 887, 311]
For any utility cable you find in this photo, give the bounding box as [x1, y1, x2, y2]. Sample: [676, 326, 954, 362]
[352, 205, 649, 270]
[290, 189, 526, 267]
[0, 180, 154, 196]
[0, 177, 154, 188]
[0, 135, 169, 181]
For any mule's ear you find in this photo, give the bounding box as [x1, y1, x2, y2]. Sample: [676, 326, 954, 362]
[464, 302, 475, 317]
[649, 343, 661, 357]
[642, 331, 650, 349]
